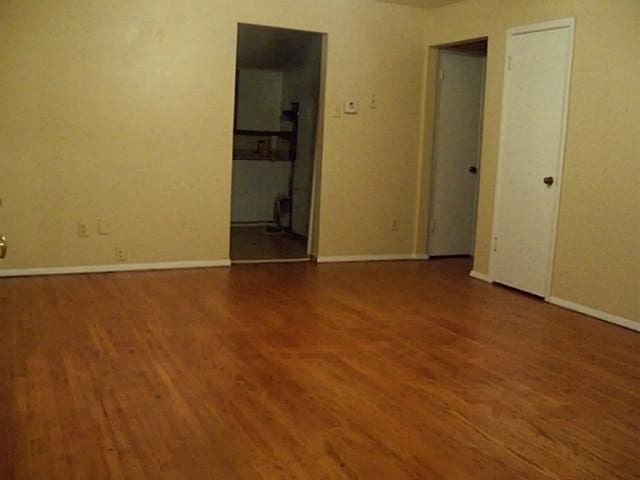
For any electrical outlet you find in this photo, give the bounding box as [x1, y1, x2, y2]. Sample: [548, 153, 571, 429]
[77, 222, 89, 238]
[391, 219, 400, 232]
[98, 219, 110, 236]
[115, 247, 127, 263]
[343, 101, 358, 115]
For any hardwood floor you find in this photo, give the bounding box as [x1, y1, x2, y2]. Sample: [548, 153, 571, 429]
[1, 258, 638, 479]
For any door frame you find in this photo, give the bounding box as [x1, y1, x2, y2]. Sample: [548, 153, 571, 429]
[489, 17, 575, 298]
[306, 33, 328, 256]
[427, 45, 487, 257]
[230, 23, 328, 262]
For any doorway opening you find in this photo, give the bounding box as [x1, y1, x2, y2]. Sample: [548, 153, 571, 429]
[428, 39, 487, 259]
[230, 24, 324, 263]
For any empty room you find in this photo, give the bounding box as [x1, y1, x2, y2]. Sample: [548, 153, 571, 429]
[1, 0, 638, 479]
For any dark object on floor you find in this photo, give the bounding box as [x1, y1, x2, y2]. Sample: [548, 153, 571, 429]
[266, 195, 292, 233]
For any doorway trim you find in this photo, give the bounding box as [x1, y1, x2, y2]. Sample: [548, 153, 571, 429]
[417, 37, 489, 261]
[489, 17, 575, 298]
[229, 22, 328, 264]
[306, 33, 328, 257]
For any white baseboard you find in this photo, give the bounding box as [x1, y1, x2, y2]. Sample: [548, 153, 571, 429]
[316, 253, 429, 264]
[547, 296, 640, 333]
[469, 270, 492, 283]
[0, 259, 231, 278]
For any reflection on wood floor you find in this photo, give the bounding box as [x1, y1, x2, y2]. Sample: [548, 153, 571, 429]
[1, 258, 639, 478]
[231, 225, 308, 261]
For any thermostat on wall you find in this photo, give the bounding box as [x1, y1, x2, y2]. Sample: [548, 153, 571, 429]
[343, 101, 358, 114]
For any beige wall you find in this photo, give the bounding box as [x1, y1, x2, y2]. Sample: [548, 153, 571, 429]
[420, 0, 640, 323]
[0, 0, 426, 268]
[1, 0, 638, 325]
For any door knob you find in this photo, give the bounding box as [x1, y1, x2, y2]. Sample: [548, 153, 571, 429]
[543, 176, 554, 186]
[469, 166, 478, 174]
[0, 236, 6, 259]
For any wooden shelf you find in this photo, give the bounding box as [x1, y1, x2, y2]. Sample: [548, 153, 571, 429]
[233, 103, 299, 166]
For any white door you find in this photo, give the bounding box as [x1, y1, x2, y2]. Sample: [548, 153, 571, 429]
[291, 100, 317, 236]
[492, 19, 574, 296]
[429, 50, 485, 256]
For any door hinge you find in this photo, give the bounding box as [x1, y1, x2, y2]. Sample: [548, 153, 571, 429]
[431, 219, 437, 233]
[507, 56, 512, 71]
[493, 236, 498, 252]
[439, 68, 445, 81]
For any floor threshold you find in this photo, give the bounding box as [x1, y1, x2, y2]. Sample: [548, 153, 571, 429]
[231, 257, 311, 265]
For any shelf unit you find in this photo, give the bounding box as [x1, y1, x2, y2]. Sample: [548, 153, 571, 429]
[232, 103, 299, 162]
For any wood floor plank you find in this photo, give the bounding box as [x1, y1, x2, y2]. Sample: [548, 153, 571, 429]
[1, 258, 639, 479]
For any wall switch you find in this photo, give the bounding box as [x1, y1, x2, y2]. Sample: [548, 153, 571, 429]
[98, 219, 110, 235]
[392, 219, 400, 232]
[344, 101, 358, 114]
[78, 222, 89, 238]
[370, 94, 378, 109]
